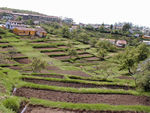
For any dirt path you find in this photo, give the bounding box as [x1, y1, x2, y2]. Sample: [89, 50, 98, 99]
[24, 105, 145, 113]
[23, 78, 135, 90]
[15, 87, 150, 106]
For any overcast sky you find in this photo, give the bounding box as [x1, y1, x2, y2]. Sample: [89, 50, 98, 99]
[0, 0, 150, 27]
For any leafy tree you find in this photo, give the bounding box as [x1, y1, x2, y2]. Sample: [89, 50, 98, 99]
[26, 19, 34, 25]
[77, 33, 89, 44]
[67, 48, 78, 59]
[97, 48, 107, 61]
[89, 38, 97, 47]
[16, 16, 22, 21]
[136, 61, 150, 91]
[7, 48, 17, 60]
[95, 40, 116, 52]
[110, 24, 113, 30]
[62, 27, 70, 38]
[31, 57, 47, 72]
[119, 44, 149, 74]
[122, 23, 131, 32]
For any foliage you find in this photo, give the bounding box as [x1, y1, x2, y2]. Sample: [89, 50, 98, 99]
[31, 57, 48, 72]
[95, 40, 116, 52]
[67, 48, 78, 59]
[0, 53, 8, 64]
[122, 23, 131, 32]
[118, 44, 149, 74]
[136, 61, 150, 91]
[89, 38, 97, 47]
[62, 27, 70, 38]
[2, 97, 20, 112]
[97, 48, 107, 60]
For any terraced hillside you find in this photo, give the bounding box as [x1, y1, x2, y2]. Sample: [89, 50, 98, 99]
[0, 32, 150, 113]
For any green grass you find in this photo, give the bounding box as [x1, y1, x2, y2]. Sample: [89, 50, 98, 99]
[30, 98, 150, 112]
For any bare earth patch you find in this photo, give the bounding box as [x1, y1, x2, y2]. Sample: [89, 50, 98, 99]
[14, 58, 31, 64]
[23, 78, 135, 90]
[15, 87, 150, 105]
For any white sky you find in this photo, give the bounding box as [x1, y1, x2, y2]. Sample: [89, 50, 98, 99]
[0, 0, 150, 27]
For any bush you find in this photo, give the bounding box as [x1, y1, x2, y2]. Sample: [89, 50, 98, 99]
[2, 97, 20, 112]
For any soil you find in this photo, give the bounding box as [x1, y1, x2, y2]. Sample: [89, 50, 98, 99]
[24, 105, 146, 113]
[53, 70, 91, 77]
[44, 51, 65, 55]
[24, 74, 64, 79]
[14, 58, 31, 64]
[9, 66, 22, 70]
[46, 66, 61, 71]
[84, 57, 99, 61]
[0, 47, 14, 51]
[15, 87, 150, 106]
[23, 78, 135, 90]
[52, 56, 70, 60]
[78, 54, 92, 57]
[35, 47, 58, 50]
[117, 76, 134, 80]
[58, 45, 68, 48]
[13, 53, 26, 58]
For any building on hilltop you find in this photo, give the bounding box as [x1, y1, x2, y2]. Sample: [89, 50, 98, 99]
[6, 20, 29, 29]
[116, 40, 127, 47]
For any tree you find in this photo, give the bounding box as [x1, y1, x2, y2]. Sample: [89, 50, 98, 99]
[119, 44, 149, 75]
[89, 38, 97, 47]
[16, 16, 22, 21]
[62, 27, 70, 38]
[7, 48, 17, 60]
[31, 57, 47, 72]
[110, 24, 113, 31]
[136, 61, 150, 91]
[122, 23, 131, 32]
[26, 19, 34, 25]
[77, 33, 89, 44]
[95, 40, 116, 52]
[97, 48, 107, 61]
[67, 48, 78, 59]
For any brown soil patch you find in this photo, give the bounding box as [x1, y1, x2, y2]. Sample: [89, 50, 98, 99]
[53, 70, 91, 77]
[84, 57, 99, 60]
[23, 78, 135, 90]
[44, 51, 65, 55]
[0, 47, 14, 51]
[0, 42, 9, 45]
[53, 56, 70, 60]
[31, 42, 48, 44]
[78, 53, 92, 57]
[58, 45, 68, 48]
[14, 58, 31, 64]
[9, 66, 22, 70]
[117, 76, 134, 80]
[46, 66, 61, 71]
[24, 74, 64, 79]
[36, 47, 58, 50]
[13, 53, 26, 58]
[15, 87, 150, 105]
[24, 105, 145, 113]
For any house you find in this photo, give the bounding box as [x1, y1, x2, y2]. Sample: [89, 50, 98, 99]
[13, 27, 36, 36]
[6, 20, 29, 29]
[116, 40, 127, 47]
[142, 35, 150, 39]
[36, 28, 47, 37]
[143, 40, 150, 45]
